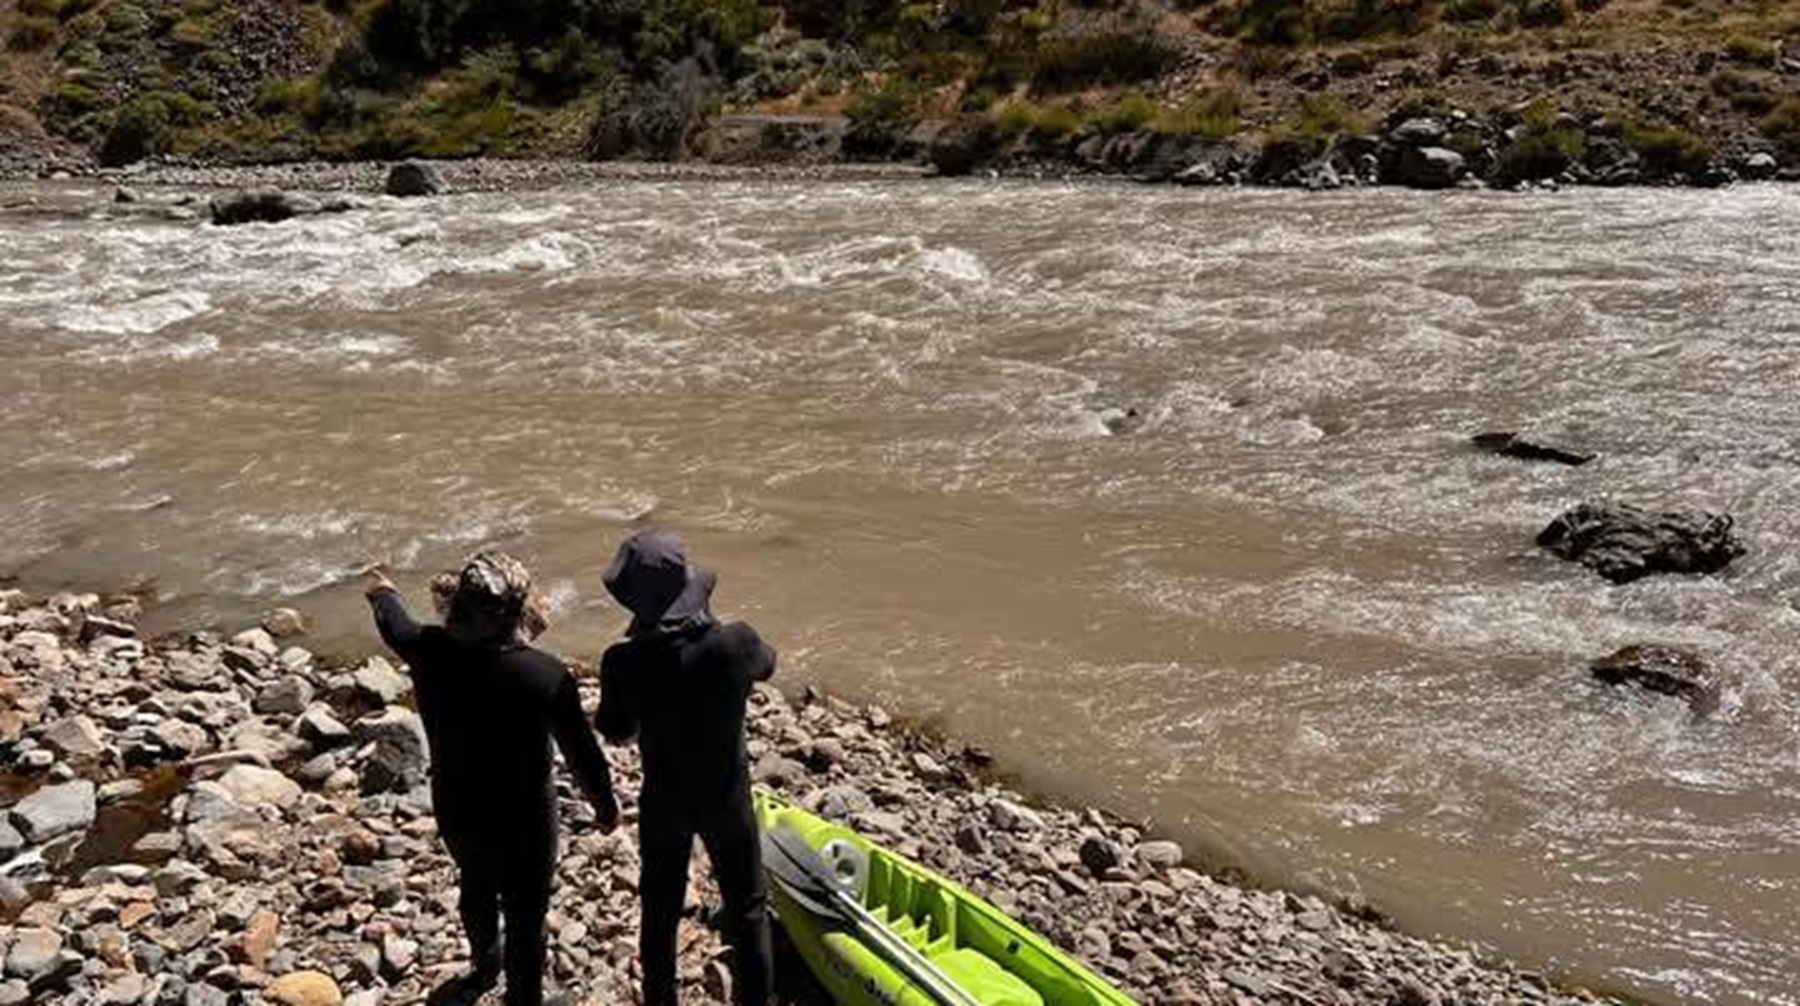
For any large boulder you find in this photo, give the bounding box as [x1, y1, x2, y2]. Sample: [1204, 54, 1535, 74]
[384, 161, 444, 198]
[1388, 146, 1466, 190]
[1538, 503, 1746, 583]
[1388, 117, 1447, 147]
[10, 779, 97, 842]
[1591, 645, 1719, 710]
[209, 188, 322, 226]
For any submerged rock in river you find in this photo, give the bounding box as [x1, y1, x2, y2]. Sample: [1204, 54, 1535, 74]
[1537, 502, 1745, 583]
[1471, 431, 1595, 466]
[1591, 644, 1719, 711]
[384, 160, 444, 198]
[208, 188, 321, 226]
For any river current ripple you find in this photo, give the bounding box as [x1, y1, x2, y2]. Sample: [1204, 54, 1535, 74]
[2, 180, 1797, 1005]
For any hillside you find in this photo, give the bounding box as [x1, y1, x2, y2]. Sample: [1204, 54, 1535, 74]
[2, 0, 1798, 185]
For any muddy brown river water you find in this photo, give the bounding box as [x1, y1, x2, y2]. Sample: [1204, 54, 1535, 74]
[2, 178, 1797, 1005]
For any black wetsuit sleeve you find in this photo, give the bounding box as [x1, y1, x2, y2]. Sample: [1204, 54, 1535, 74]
[740, 624, 777, 684]
[551, 672, 616, 809]
[369, 589, 426, 668]
[596, 647, 638, 744]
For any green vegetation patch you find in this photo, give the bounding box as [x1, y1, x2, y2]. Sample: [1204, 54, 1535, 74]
[1762, 98, 1800, 158]
[1622, 120, 1713, 177]
[6, 15, 60, 51]
[1496, 99, 1585, 183]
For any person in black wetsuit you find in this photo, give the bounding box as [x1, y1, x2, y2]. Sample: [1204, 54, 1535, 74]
[595, 531, 776, 1006]
[365, 552, 619, 1006]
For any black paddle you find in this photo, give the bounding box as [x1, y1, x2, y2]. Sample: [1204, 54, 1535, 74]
[761, 827, 985, 1006]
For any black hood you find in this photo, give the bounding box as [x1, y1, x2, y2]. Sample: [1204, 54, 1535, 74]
[602, 530, 716, 639]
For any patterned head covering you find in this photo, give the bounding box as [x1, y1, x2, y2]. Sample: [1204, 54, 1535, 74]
[433, 558, 551, 641]
[444, 550, 536, 647]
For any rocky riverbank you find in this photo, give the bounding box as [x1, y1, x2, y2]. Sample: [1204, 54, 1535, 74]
[0, 586, 1634, 1006]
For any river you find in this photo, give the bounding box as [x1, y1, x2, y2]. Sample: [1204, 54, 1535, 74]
[1, 178, 1796, 1005]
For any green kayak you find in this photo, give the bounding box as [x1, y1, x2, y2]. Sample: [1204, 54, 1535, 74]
[753, 788, 1141, 1006]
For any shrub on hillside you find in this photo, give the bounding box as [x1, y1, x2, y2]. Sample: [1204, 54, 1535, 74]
[6, 15, 59, 50]
[1030, 7, 1181, 90]
[1308, 0, 1435, 40]
[1288, 93, 1369, 137]
[1444, 0, 1502, 21]
[1711, 69, 1778, 116]
[1516, 0, 1569, 27]
[1762, 98, 1800, 157]
[1623, 121, 1712, 176]
[1496, 115, 1584, 183]
[1094, 90, 1160, 133]
[844, 75, 926, 156]
[100, 93, 170, 165]
[16, 0, 67, 17]
[1153, 87, 1244, 137]
[1723, 35, 1778, 67]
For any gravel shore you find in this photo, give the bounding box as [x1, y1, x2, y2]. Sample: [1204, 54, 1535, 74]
[0, 588, 1632, 1006]
[0, 158, 937, 193]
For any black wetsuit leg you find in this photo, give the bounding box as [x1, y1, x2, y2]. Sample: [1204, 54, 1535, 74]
[639, 809, 697, 1006]
[698, 788, 773, 1006]
[441, 819, 505, 985]
[499, 863, 553, 1006]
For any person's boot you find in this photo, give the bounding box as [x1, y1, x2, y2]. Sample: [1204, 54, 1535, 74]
[427, 954, 502, 1006]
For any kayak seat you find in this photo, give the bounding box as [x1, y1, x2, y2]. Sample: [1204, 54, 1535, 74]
[932, 948, 1044, 1006]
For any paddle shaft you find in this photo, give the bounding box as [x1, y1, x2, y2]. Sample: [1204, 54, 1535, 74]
[763, 829, 985, 1006]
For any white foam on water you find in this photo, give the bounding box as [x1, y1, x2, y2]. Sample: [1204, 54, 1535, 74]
[50, 289, 213, 335]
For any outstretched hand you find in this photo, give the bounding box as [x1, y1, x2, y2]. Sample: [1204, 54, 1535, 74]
[363, 567, 399, 598]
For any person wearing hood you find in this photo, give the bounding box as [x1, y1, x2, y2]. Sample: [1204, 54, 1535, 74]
[595, 530, 776, 1006]
[366, 551, 619, 1006]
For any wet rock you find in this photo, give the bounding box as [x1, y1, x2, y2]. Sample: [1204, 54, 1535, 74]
[261, 608, 308, 639]
[1740, 152, 1779, 180]
[254, 677, 315, 717]
[264, 971, 343, 1006]
[1470, 432, 1594, 467]
[1591, 645, 1720, 709]
[216, 764, 303, 810]
[1537, 502, 1746, 583]
[0, 982, 23, 1006]
[113, 186, 140, 204]
[0, 821, 23, 859]
[208, 188, 322, 226]
[385, 161, 444, 197]
[10, 779, 96, 842]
